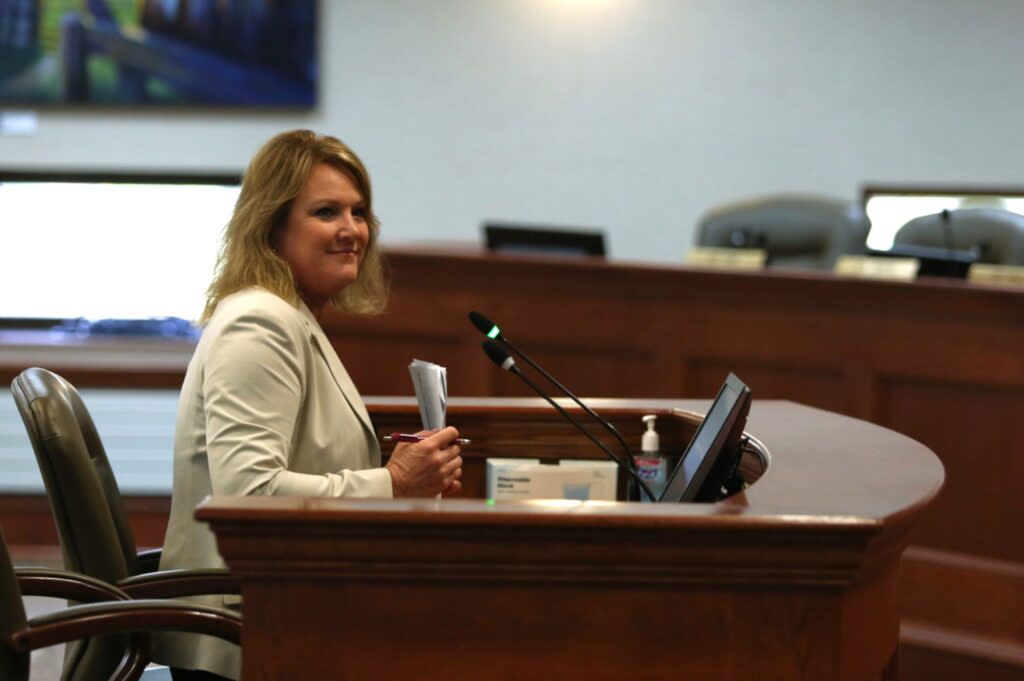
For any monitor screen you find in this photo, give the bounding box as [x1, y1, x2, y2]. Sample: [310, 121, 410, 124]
[483, 223, 606, 257]
[0, 171, 240, 324]
[659, 373, 751, 503]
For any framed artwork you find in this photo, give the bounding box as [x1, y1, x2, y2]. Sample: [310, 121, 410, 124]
[0, 0, 316, 107]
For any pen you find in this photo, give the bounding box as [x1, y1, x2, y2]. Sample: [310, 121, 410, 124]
[383, 432, 471, 445]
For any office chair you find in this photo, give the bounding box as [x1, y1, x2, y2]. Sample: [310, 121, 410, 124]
[695, 195, 870, 270]
[893, 208, 1024, 265]
[10, 367, 239, 681]
[1, 525, 240, 681]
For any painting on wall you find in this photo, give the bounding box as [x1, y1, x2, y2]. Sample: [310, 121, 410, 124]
[0, 0, 316, 107]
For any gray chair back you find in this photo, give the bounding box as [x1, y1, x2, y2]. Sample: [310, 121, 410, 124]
[894, 208, 1024, 265]
[10, 368, 134, 681]
[696, 195, 870, 269]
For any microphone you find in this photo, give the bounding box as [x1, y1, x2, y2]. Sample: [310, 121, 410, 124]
[469, 311, 503, 340]
[468, 310, 641, 489]
[940, 209, 955, 253]
[470, 310, 650, 499]
[480, 339, 656, 502]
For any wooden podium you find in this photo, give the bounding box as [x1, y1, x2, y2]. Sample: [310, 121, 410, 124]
[197, 398, 943, 681]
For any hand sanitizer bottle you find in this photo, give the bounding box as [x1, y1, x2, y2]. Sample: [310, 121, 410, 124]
[636, 414, 667, 502]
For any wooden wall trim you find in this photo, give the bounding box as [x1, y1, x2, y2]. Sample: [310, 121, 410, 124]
[0, 494, 170, 548]
[902, 621, 1024, 668]
[899, 546, 1024, 645]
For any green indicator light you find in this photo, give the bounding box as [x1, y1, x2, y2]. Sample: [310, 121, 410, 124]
[486, 498, 496, 506]
[487, 326, 500, 339]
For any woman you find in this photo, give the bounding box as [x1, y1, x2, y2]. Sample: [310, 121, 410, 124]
[156, 130, 463, 681]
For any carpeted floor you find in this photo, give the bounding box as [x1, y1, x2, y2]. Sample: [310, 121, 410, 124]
[16, 547, 65, 681]
[17, 546, 172, 681]
[24, 595, 65, 681]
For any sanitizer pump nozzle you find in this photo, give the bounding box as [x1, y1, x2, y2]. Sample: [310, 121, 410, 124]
[637, 414, 667, 501]
[641, 415, 659, 454]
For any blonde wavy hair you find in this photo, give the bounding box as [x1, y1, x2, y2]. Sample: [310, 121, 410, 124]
[201, 129, 388, 323]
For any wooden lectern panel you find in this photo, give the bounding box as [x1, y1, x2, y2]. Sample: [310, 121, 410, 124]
[1, 249, 1011, 676]
[199, 399, 942, 681]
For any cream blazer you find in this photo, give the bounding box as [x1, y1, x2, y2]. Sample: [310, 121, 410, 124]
[154, 287, 392, 679]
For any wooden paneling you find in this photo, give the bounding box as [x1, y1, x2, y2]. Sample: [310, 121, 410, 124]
[901, 547, 1024, 645]
[489, 345, 661, 398]
[3, 249, 1021, 677]
[686, 357, 848, 412]
[878, 377, 1024, 563]
[0, 494, 169, 548]
[901, 625, 1024, 681]
[334, 331, 468, 396]
[302, 252, 1024, 679]
[200, 399, 939, 680]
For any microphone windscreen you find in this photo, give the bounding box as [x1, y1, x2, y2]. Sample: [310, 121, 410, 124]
[468, 311, 501, 339]
[482, 340, 512, 369]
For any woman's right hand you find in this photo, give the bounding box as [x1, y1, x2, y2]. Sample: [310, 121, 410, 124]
[385, 426, 463, 497]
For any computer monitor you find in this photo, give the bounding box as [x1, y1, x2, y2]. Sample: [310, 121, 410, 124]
[659, 373, 752, 503]
[483, 222, 606, 258]
[0, 170, 241, 325]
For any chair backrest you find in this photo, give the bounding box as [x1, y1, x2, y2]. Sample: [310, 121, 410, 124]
[696, 195, 870, 270]
[0, 527, 30, 681]
[894, 208, 1024, 265]
[11, 368, 138, 579]
[10, 368, 135, 681]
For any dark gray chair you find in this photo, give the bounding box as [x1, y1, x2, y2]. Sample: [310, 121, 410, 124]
[10, 367, 238, 681]
[695, 195, 870, 270]
[1, 524, 240, 681]
[893, 208, 1024, 265]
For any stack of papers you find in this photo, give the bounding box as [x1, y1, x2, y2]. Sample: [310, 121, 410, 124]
[408, 359, 447, 430]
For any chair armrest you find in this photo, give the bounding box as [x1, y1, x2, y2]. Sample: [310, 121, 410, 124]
[14, 599, 241, 652]
[16, 567, 131, 602]
[108, 639, 148, 681]
[17, 565, 151, 681]
[117, 568, 241, 598]
[134, 548, 163, 574]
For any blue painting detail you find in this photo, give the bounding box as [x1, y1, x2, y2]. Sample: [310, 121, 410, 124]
[0, 0, 316, 107]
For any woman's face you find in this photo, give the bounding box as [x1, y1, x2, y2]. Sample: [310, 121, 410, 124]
[275, 162, 370, 310]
